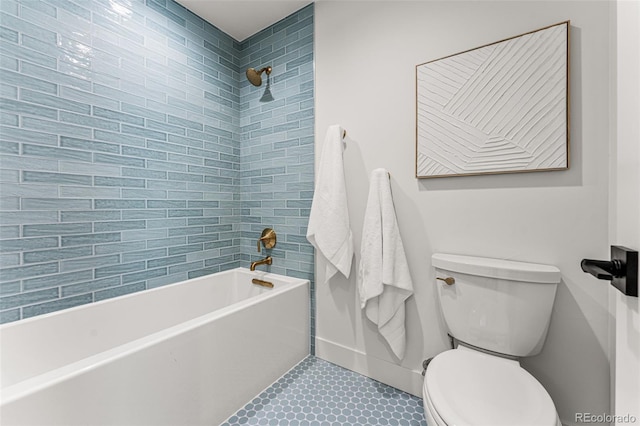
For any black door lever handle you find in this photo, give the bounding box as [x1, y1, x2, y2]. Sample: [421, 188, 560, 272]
[580, 259, 624, 280]
[580, 246, 638, 297]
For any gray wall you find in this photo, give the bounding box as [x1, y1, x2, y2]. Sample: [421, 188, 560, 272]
[315, 2, 611, 425]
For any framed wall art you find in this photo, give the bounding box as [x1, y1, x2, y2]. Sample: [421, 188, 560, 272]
[416, 21, 570, 178]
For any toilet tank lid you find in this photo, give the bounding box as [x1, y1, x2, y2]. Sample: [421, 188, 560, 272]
[432, 253, 561, 284]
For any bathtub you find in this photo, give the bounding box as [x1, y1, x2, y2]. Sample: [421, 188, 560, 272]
[0, 268, 309, 425]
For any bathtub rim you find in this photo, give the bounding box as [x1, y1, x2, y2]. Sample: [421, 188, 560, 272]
[0, 267, 304, 330]
[0, 267, 309, 405]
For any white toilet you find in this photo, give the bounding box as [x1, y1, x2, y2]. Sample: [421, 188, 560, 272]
[423, 253, 562, 426]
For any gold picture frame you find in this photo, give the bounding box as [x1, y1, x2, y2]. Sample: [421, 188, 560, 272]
[415, 21, 570, 178]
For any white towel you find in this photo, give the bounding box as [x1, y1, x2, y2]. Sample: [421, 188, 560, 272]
[307, 125, 353, 283]
[358, 168, 414, 360]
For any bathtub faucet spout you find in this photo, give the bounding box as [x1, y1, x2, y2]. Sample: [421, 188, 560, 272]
[250, 256, 272, 271]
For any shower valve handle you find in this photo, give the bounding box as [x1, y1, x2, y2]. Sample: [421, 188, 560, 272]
[257, 228, 277, 253]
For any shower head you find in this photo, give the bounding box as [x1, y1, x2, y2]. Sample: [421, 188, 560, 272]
[246, 66, 272, 86]
[260, 77, 274, 103]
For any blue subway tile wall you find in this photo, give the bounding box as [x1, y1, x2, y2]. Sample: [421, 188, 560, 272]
[0, 0, 244, 323]
[239, 5, 316, 352]
[0, 0, 315, 333]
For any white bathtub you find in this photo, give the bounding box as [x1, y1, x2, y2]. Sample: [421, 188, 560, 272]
[0, 268, 309, 426]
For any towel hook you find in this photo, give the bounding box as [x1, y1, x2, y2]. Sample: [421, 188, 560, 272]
[339, 128, 390, 180]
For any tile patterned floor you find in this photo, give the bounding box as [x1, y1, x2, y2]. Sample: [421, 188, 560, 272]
[222, 356, 427, 426]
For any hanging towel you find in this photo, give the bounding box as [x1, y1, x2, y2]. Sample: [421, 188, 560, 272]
[358, 168, 414, 360]
[307, 125, 354, 283]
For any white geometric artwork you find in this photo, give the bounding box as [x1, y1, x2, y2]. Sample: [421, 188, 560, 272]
[416, 22, 569, 178]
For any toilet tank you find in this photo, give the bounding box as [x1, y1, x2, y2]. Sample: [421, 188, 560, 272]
[432, 253, 561, 357]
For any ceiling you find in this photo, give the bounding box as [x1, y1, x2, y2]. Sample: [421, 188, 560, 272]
[175, 0, 313, 42]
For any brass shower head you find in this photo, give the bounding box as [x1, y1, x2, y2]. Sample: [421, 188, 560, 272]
[246, 66, 272, 86]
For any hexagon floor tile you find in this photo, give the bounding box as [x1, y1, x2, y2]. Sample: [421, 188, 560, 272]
[221, 355, 427, 425]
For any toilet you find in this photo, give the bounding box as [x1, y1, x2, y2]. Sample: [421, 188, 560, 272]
[424, 253, 562, 426]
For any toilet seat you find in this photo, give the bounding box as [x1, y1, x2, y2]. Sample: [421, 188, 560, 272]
[424, 347, 558, 426]
[423, 383, 448, 426]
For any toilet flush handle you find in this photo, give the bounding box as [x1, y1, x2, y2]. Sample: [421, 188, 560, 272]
[436, 277, 455, 285]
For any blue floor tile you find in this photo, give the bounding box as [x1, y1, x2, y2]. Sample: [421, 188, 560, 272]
[222, 356, 427, 426]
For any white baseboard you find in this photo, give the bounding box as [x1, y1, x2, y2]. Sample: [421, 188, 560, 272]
[315, 337, 424, 397]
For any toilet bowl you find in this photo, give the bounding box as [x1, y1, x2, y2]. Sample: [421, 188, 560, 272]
[426, 253, 563, 426]
[422, 346, 560, 426]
